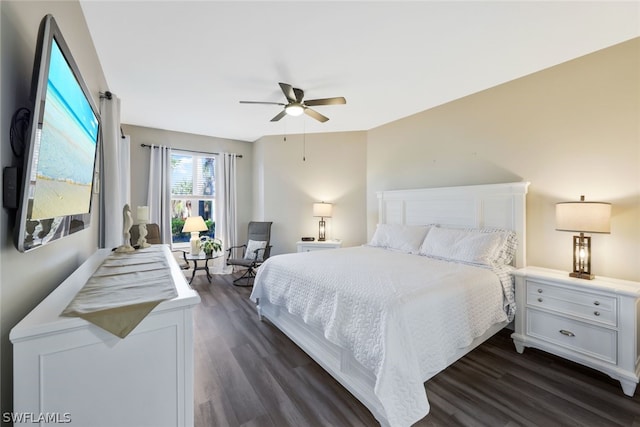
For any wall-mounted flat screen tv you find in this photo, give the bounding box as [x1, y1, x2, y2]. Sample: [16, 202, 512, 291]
[14, 14, 100, 252]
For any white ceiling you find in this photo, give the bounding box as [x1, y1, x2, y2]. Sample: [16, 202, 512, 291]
[79, 1, 639, 142]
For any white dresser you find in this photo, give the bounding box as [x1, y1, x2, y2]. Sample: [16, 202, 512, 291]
[296, 240, 342, 252]
[511, 266, 640, 396]
[10, 246, 200, 427]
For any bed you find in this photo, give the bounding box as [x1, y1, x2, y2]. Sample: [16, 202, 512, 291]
[250, 182, 529, 426]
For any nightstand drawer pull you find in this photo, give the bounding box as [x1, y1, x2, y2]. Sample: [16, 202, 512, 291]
[559, 329, 575, 337]
[537, 289, 543, 293]
[594, 301, 600, 306]
[537, 298, 543, 302]
[594, 311, 600, 316]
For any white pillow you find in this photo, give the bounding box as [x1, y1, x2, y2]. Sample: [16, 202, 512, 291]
[244, 239, 267, 261]
[369, 224, 431, 254]
[419, 227, 510, 266]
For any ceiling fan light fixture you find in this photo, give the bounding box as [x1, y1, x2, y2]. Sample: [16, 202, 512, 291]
[241, 83, 345, 123]
[285, 103, 304, 116]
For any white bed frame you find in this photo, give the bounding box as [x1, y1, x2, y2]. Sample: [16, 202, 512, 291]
[257, 182, 530, 426]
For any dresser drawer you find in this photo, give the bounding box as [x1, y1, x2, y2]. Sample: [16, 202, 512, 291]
[526, 308, 617, 363]
[526, 280, 617, 327]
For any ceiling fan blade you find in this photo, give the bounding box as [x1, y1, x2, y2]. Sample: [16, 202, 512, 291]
[270, 110, 287, 122]
[293, 87, 304, 103]
[304, 97, 346, 106]
[279, 82, 297, 103]
[304, 108, 329, 123]
[239, 101, 285, 106]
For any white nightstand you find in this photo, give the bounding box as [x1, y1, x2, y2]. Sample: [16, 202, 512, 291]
[296, 240, 342, 253]
[511, 266, 640, 397]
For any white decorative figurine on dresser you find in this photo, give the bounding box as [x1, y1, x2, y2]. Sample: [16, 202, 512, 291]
[115, 204, 135, 253]
[511, 267, 640, 396]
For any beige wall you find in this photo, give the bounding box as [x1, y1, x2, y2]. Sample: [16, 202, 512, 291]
[254, 131, 368, 254]
[0, 0, 108, 414]
[123, 124, 254, 244]
[367, 38, 639, 282]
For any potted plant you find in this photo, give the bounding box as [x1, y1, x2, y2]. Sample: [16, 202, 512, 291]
[200, 237, 222, 256]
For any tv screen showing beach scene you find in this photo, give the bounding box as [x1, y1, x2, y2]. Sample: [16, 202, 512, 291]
[28, 38, 99, 220]
[14, 14, 100, 252]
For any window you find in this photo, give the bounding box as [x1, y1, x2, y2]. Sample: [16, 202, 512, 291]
[170, 151, 215, 245]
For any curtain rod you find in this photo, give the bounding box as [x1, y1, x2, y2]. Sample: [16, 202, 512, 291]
[140, 143, 242, 158]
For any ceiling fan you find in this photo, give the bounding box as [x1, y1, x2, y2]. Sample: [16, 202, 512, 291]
[240, 82, 346, 123]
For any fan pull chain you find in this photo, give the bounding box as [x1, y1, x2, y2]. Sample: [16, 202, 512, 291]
[302, 119, 306, 161]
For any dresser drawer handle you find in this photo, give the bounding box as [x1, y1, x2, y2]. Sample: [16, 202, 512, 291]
[537, 298, 543, 303]
[594, 311, 600, 316]
[537, 289, 543, 293]
[559, 329, 575, 337]
[594, 301, 600, 306]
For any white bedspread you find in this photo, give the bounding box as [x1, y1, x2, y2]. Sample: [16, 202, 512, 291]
[250, 246, 512, 426]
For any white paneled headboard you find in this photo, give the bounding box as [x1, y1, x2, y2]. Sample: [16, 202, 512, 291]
[377, 182, 530, 267]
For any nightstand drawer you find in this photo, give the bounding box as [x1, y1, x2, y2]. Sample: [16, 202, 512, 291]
[513, 267, 640, 397]
[526, 280, 617, 327]
[298, 245, 331, 252]
[527, 308, 617, 363]
[296, 240, 342, 252]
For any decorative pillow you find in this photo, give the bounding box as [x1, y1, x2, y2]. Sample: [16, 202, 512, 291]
[244, 240, 267, 261]
[418, 226, 516, 266]
[369, 224, 431, 254]
[488, 228, 518, 266]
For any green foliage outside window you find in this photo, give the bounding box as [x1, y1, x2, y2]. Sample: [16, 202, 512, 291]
[172, 180, 193, 195]
[171, 217, 215, 243]
[170, 152, 215, 244]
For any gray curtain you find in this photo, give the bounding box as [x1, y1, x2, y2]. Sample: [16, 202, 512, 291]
[99, 94, 130, 248]
[215, 153, 237, 274]
[147, 145, 172, 244]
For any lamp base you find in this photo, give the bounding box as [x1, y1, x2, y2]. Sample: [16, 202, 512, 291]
[569, 233, 595, 280]
[190, 232, 201, 255]
[115, 244, 135, 253]
[318, 219, 326, 242]
[137, 223, 151, 248]
[569, 271, 595, 280]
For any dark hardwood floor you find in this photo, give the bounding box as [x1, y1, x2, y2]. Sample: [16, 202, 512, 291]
[191, 271, 640, 427]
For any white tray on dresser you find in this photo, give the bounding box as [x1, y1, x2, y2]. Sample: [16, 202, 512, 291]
[511, 266, 640, 397]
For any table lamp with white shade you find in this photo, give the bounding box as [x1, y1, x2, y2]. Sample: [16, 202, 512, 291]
[556, 195, 611, 280]
[182, 216, 208, 255]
